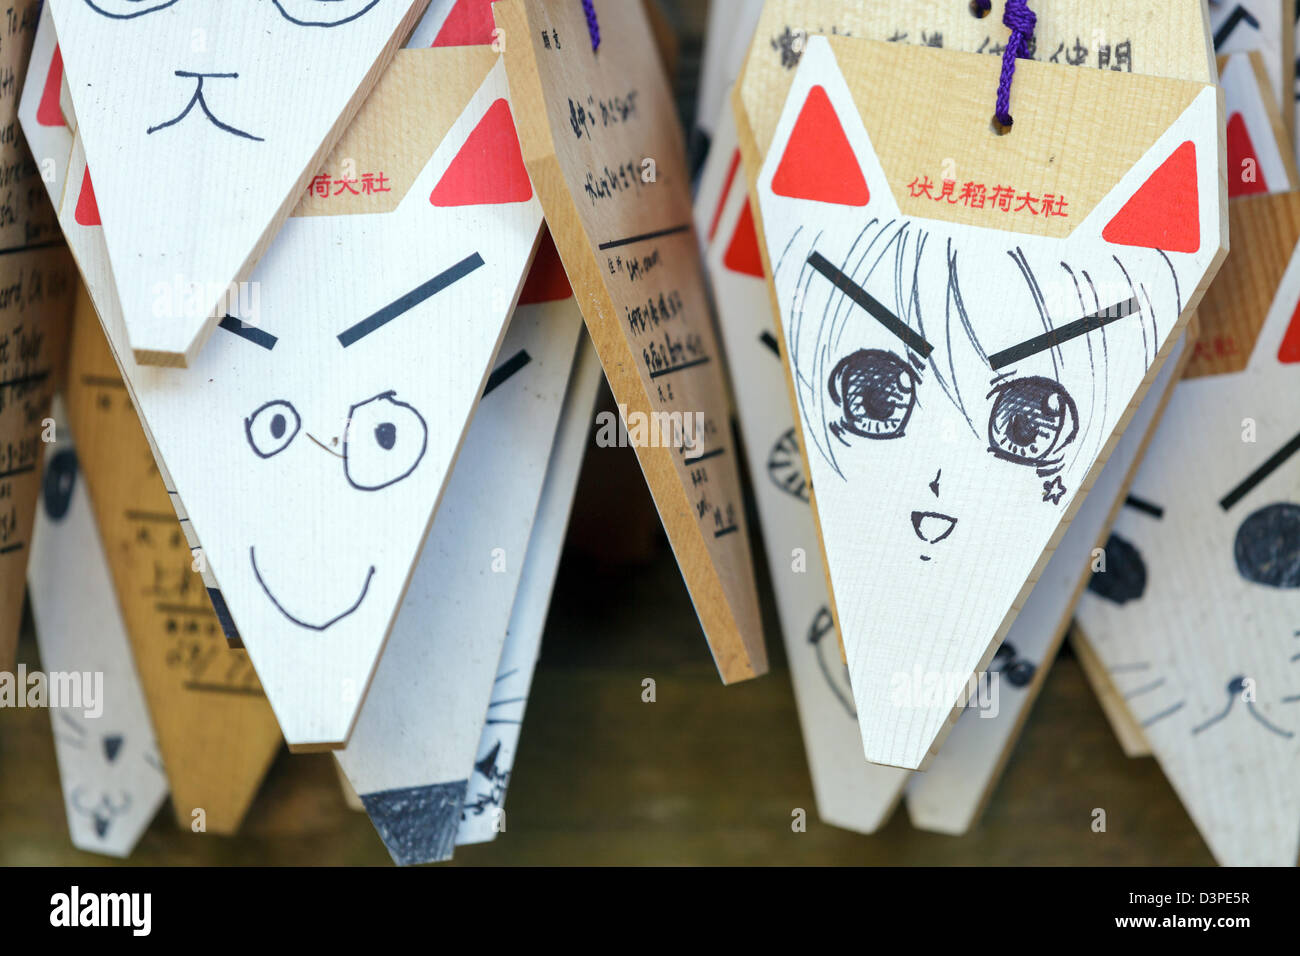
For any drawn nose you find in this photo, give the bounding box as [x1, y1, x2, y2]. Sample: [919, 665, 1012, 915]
[103, 735, 123, 763]
[93, 813, 110, 838]
[911, 511, 957, 544]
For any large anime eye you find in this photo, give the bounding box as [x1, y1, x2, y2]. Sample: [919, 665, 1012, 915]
[827, 349, 916, 442]
[83, 0, 179, 18]
[1233, 503, 1300, 588]
[245, 400, 301, 459]
[344, 392, 427, 490]
[987, 377, 1078, 466]
[272, 0, 383, 27]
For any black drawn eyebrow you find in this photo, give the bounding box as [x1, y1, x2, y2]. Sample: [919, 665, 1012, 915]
[338, 253, 485, 347]
[1219, 430, 1300, 511]
[1124, 495, 1164, 519]
[1213, 5, 1260, 49]
[483, 349, 532, 397]
[806, 251, 933, 358]
[218, 315, 277, 350]
[987, 297, 1139, 370]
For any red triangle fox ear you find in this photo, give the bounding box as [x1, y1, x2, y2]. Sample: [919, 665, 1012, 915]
[430, 0, 496, 47]
[517, 229, 572, 304]
[1226, 113, 1270, 199]
[771, 84, 869, 207]
[75, 166, 100, 226]
[1101, 141, 1200, 254]
[723, 201, 765, 277]
[430, 98, 533, 207]
[1278, 296, 1300, 364]
[38, 44, 64, 128]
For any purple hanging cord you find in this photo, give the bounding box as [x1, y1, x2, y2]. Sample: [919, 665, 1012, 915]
[582, 0, 601, 52]
[993, 0, 1037, 129]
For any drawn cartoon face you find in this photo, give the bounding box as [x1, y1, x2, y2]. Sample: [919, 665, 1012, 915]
[756, 36, 1220, 769]
[53, 711, 164, 843]
[60, 54, 542, 747]
[72, 1, 387, 140]
[1077, 245, 1300, 865]
[48, 0, 428, 360]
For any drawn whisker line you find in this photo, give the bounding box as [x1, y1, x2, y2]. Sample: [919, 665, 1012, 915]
[1124, 678, 1165, 700]
[1140, 700, 1185, 728]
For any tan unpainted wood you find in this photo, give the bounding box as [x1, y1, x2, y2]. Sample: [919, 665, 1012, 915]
[1071, 622, 1152, 757]
[735, 0, 1216, 169]
[64, 287, 282, 835]
[1184, 190, 1300, 378]
[293, 48, 497, 218]
[826, 41, 1203, 237]
[1, 0, 61, 250]
[0, 246, 75, 673]
[497, 0, 766, 682]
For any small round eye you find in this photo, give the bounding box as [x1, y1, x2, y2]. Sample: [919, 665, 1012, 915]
[1233, 503, 1300, 588]
[245, 400, 301, 459]
[344, 392, 427, 491]
[43, 449, 79, 521]
[272, 0, 382, 27]
[827, 349, 916, 442]
[84, 0, 180, 20]
[987, 377, 1078, 467]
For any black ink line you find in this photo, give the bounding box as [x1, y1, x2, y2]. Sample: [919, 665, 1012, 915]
[154, 603, 217, 617]
[338, 254, 485, 347]
[806, 252, 934, 359]
[251, 546, 375, 631]
[79, 374, 127, 390]
[1109, 662, 1150, 673]
[684, 447, 725, 465]
[182, 682, 264, 698]
[0, 465, 34, 480]
[218, 315, 277, 350]
[0, 371, 50, 390]
[987, 297, 1139, 370]
[1124, 495, 1164, 519]
[0, 542, 23, 555]
[483, 350, 532, 397]
[597, 223, 692, 251]
[126, 510, 179, 523]
[148, 72, 264, 141]
[714, 525, 739, 538]
[272, 0, 383, 27]
[648, 356, 711, 379]
[1141, 700, 1185, 728]
[1213, 6, 1260, 49]
[1219, 430, 1300, 511]
[1124, 678, 1165, 700]
[759, 331, 780, 356]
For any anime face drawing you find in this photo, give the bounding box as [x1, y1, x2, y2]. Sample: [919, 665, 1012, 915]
[1077, 244, 1300, 865]
[48, 0, 431, 362]
[756, 37, 1220, 768]
[60, 55, 542, 748]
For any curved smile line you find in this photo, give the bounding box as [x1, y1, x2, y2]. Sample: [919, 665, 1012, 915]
[249, 546, 375, 631]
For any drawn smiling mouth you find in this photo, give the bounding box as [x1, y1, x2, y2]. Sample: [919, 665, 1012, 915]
[911, 511, 957, 544]
[249, 546, 375, 631]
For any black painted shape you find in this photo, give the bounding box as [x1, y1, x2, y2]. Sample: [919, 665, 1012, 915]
[483, 350, 532, 397]
[1213, 6, 1261, 49]
[42, 449, 78, 522]
[1233, 503, 1300, 589]
[1088, 533, 1147, 605]
[206, 587, 242, 645]
[987, 298, 1138, 370]
[103, 735, 124, 763]
[807, 252, 934, 358]
[360, 780, 467, 866]
[220, 315, 278, 350]
[474, 741, 502, 781]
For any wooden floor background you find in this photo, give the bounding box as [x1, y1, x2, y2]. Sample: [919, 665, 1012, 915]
[0, 2, 1216, 867]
